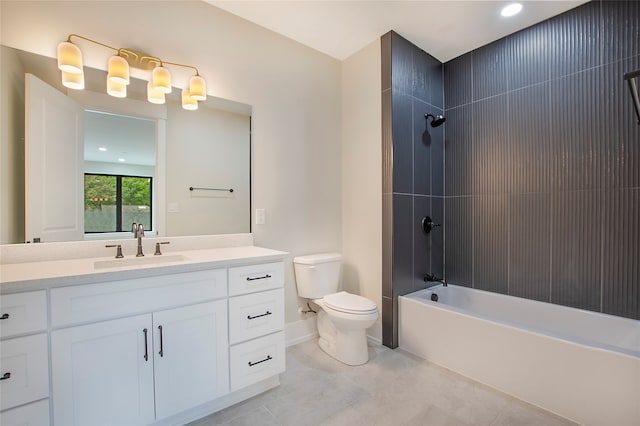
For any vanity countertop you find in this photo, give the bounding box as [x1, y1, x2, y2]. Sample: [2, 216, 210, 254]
[0, 245, 288, 294]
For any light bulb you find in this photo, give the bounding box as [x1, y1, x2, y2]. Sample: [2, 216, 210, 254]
[57, 41, 83, 74]
[151, 65, 172, 94]
[182, 89, 198, 110]
[107, 79, 127, 98]
[107, 55, 130, 85]
[189, 75, 206, 101]
[61, 70, 85, 90]
[147, 82, 166, 104]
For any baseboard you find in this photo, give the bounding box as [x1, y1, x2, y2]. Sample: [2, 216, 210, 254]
[366, 319, 382, 345]
[285, 316, 318, 347]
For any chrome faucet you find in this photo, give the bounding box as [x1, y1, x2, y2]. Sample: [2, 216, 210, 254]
[132, 223, 145, 257]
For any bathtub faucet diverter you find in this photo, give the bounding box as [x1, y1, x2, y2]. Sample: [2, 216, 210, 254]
[424, 273, 447, 287]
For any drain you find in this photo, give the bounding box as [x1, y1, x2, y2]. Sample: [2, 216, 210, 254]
[431, 293, 438, 302]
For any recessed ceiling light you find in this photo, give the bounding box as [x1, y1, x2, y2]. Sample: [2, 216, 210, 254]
[98, 147, 107, 152]
[501, 3, 523, 17]
[118, 158, 126, 162]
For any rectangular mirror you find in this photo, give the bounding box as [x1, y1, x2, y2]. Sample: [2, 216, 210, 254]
[1, 45, 251, 244]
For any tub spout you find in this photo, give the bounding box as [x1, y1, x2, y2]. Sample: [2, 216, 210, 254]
[424, 273, 447, 287]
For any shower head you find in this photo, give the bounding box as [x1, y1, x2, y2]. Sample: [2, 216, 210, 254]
[425, 114, 446, 127]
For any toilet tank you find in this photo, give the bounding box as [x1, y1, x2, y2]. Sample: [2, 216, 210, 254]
[293, 253, 342, 299]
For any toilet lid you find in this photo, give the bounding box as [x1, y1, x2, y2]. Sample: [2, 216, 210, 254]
[323, 291, 377, 314]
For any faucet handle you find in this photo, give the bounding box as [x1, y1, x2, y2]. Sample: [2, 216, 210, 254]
[154, 241, 170, 256]
[138, 223, 144, 236]
[131, 222, 138, 236]
[105, 244, 124, 258]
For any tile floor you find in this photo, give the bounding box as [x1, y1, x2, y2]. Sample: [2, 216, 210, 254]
[189, 340, 577, 426]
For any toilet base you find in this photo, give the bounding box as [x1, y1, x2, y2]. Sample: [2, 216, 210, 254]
[316, 310, 371, 366]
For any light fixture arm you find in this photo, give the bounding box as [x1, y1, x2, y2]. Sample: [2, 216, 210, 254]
[67, 34, 119, 54]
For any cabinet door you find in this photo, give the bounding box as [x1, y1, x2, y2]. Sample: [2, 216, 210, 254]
[153, 300, 229, 420]
[51, 314, 155, 426]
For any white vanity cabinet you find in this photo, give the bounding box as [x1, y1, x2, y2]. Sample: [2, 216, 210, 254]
[50, 269, 229, 426]
[228, 262, 286, 391]
[0, 291, 50, 426]
[0, 245, 287, 426]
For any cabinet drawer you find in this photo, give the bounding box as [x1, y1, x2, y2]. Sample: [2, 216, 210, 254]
[51, 268, 227, 327]
[0, 334, 49, 411]
[229, 288, 284, 344]
[0, 399, 50, 426]
[230, 331, 285, 391]
[0, 291, 47, 338]
[228, 262, 283, 296]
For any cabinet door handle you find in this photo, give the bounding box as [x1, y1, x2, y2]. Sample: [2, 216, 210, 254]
[246, 274, 271, 281]
[248, 355, 272, 367]
[247, 311, 272, 320]
[0, 372, 11, 380]
[143, 328, 149, 362]
[0, 313, 9, 320]
[158, 325, 164, 357]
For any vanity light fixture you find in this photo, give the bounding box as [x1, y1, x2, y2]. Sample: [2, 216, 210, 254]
[57, 34, 207, 110]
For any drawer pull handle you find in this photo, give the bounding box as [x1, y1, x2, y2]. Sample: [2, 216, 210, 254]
[0, 372, 11, 380]
[246, 274, 271, 281]
[143, 328, 149, 362]
[248, 311, 272, 320]
[158, 325, 164, 357]
[0, 313, 9, 320]
[248, 355, 272, 367]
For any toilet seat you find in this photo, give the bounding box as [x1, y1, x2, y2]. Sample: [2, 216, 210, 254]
[322, 291, 377, 315]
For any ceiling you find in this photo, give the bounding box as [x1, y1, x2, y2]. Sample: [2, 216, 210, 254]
[206, 0, 589, 62]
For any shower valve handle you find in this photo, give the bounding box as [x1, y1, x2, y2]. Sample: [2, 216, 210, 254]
[422, 216, 440, 234]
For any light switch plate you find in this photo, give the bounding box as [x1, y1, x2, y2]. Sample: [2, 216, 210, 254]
[255, 208, 266, 225]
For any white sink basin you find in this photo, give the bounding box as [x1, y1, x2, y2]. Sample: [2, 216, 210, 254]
[94, 254, 189, 269]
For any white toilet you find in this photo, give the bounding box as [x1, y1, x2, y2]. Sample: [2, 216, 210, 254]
[293, 253, 378, 366]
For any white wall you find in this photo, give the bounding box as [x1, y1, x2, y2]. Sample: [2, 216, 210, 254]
[341, 40, 382, 326]
[165, 104, 250, 236]
[0, 1, 343, 322]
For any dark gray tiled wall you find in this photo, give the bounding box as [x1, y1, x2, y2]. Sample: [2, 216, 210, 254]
[381, 31, 444, 348]
[443, 0, 640, 319]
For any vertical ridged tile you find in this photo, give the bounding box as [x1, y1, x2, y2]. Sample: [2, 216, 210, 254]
[601, 0, 640, 65]
[381, 32, 392, 91]
[600, 56, 640, 189]
[508, 83, 552, 194]
[392, 91, 413, 193]
[413, 45, 430, 103]
[430, 111, 445, 197]
[444, 53, 472, 109]
[509, 194, 551, 302]
[382, 89, 393, 194]
[382, 194, 393, 299]
[391, 31, 413, 94]
[413, 98, 432, 196]
[444, 104, 473, 196]
[548, 0, 601, 78]
[431, 197, 445, 279]
[550, 67, 603, 191]
[444, 196, 473, 286]
[506, 20, 550, 90]
[393, 194, 413, 297]
[413, 195, 432, 288]
[429, 57, 444, 109]
[473, 195, 509, 294]
[382, 296, 397, 348]
[551, 191, 602, 311]
[602, 189, 639, 320]
[472, 38, 508, 100]
[473, 94, 509, 195]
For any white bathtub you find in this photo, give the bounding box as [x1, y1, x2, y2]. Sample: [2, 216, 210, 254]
[399, 285, 640, 426]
